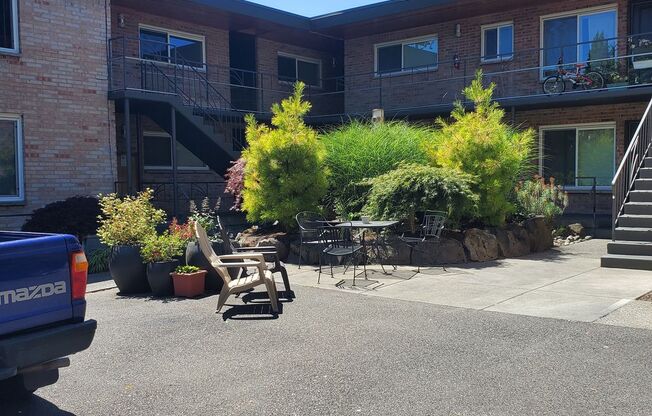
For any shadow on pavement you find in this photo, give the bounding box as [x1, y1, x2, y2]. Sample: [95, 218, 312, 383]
[220, 302, 283, 321]
[2, 395, 76, 416]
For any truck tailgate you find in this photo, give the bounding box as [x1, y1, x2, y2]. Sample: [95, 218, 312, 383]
[0, 233, 76, 337]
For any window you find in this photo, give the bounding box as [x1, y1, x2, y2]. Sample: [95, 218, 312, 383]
[0, 0, 19, 53]
[375, 36, 438, 74]
[481, 23, 513, 62]
[0, 115, 24, 202]
[277, 54, 321, 87]
[541, 124, 615, 187]
[541, 7, 617, 76]
[139, 26, 205, 68]
[143, 133, 207, 170]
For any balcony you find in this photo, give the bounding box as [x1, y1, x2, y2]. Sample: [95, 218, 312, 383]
[108, 33, 652, 122]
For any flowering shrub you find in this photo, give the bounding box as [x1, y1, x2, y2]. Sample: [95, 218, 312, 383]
[140, 231, 185, 263]
[169, 217, 194, 241]
[96, 189, 166, 247]
[225, 158, 246, 211]
[189, 197, 220, 238]
[515, 176, 568, 223]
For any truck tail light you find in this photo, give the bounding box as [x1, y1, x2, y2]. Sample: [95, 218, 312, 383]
[70, 251, 89, 300]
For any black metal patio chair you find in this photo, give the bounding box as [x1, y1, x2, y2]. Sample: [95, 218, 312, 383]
[399, 211, 448, 273]
[295, 211, 327, 269]
[318, 222, 366, 286]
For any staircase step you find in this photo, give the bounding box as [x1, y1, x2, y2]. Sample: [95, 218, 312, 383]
[618, 214, 652, 228]
[601, 254, 652, 270]
[640, 168, 652, 179]
[629, 190, 652, 202]
[645, 158, 652, 168]
[624, 202, 652, 215]
[608, 240, 652, 256]
[614, 227, 652, 241]
[635, 179, 652, 190]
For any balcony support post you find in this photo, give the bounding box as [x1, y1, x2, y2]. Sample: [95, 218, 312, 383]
[171, 107, 179, 218]
[124, 98, 133, 195]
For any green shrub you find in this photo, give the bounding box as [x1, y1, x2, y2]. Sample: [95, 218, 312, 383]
[241, 82, 328, 229]
[96, 189, 166, 247]
[426, 71, 535, 226]
[22, 196, 100, 241]
[140, 231, 185, 263]
[515, 176, 568, 223]
[322, 120, 431, 217]
[362, 164, 478, 229]
[175, 265, 201, 274]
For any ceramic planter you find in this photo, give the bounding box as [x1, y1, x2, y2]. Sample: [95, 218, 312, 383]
[146, 260, 179, 297]
[109, 245, 149, 294]
[171, 270, 207, 298]
[185, 241, 225, 291]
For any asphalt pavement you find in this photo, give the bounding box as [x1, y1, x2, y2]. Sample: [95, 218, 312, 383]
[5, 284, 652, 415]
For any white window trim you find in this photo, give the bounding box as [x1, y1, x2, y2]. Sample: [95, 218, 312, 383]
[0, 114, 24, 203]
[277, 52, 323, 88]
[143, 131, 209, 171]
[539, 5, 618, 79]
[538, 122, 616, 190]
[0, 0, 20, 55]
[374, 34, 439, 76]
[480, 22, 514, 63]
[138, 24, 206, 71]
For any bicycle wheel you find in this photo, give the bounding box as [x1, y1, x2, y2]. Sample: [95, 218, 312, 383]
[583, 71, 604, 90]
[543, 75, 565, 94]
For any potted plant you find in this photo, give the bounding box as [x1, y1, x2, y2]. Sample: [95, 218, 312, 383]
[97, 189, 166, 294]
[171, 265, 207, 298]
[631, 37, 652, 69]
[141, 231, 185, 297]
[185, 197, 226, 291]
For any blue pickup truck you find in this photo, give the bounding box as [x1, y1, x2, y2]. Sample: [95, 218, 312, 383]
[0, 232, 96, 399]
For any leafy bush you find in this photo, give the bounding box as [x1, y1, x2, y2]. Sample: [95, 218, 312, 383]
[96, 189, 166, 247]
[169, 218, 194, 242]
[22, 196, 100, 241]
[175, 265, 201, 274]
[241, 82, 328, 229]
[225, 158, 245, 211]
[140, 231, 185, 263]
[515, 176, 568, 223]
[189, 197, 220, 239]
[425, 71, 535, 226]
[362, 164, 478, 229]
[88, 246, 110, 274]
[322, 120, 431, 217]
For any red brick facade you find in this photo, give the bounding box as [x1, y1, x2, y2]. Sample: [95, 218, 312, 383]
[0, 0, 116, 229]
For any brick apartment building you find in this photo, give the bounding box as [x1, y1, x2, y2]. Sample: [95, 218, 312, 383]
[1, 0, 652, 229]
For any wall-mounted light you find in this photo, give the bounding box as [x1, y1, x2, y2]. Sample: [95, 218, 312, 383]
[118, 13, 126, 28]
[455, 23, 461, 38]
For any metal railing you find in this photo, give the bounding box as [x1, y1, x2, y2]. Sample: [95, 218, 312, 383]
[612, 97, 652, 238]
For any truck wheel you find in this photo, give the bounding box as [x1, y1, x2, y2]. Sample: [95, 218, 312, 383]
[0, 375, 36, 401]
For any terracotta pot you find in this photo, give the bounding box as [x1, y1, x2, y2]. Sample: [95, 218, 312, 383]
[171, 270, 206, 298]
[109, 245, 149, 294]
[147, 260, 179, 297]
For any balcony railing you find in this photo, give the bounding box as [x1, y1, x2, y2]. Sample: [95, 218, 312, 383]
[108, 33, 652, 120]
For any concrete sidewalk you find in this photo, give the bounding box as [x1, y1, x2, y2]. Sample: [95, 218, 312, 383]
[287, 239, 652, 324]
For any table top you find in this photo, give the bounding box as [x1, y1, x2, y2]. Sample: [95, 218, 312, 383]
[333, 220, 399, 228]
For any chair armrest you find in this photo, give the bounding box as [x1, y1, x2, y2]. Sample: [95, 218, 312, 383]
[218, 253, 266, 262]
[222, 261, 262, 269]
[235, 246, 278, 254]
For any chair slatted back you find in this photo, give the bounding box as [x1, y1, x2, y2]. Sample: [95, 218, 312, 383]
[296, 211, 326, 237]
[318, 222, 353, 249]
[194, 221, 232, 284]
[422, 211, 447, 239]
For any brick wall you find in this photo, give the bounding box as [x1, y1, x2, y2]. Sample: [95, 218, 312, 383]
[343, 0, 630, 115]
[0, 0, 116, 230]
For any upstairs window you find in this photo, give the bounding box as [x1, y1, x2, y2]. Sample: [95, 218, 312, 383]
[139, 26, 205, 68]
[0, 115, 24, 202]
[481, 23, 513, 62]
[277, 54, 321, 87]
[375, 36, 438, 74]
[0, 0, 19, 53]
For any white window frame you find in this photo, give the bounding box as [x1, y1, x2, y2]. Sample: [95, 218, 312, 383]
[138, 24, 206, 70]
[0, 0, 20, 54]
[539, 5, 618, 78]
[374, 34, 439, 76]
[538, 122, 616, 190]
[142, 131, 209, 171]
[277, 52, 322, 88]
[0, 114, 24, 203]
[481, 22, 514, 63]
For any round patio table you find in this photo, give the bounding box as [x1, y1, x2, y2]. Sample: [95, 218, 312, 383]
[333, 220, 399, 274]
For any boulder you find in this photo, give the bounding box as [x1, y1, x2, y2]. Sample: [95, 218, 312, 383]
[523, 216, 553, 253]
[290, 241, 321, 265]
[492, 226, 530, 258]
[463, 228, 499, 262]
[568, 223, 586, 238]
[236, 230, 291, 261]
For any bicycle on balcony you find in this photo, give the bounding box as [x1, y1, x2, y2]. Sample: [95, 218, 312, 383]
[542, 56, 605, 95]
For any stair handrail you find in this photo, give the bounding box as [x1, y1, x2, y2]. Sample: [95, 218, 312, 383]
[612, 97, 652, 239]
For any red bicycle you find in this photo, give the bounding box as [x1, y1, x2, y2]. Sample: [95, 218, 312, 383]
[542, 56, 604, 94]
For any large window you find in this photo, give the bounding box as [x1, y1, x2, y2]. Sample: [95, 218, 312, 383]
[0, 0, 19, 53]
[481, 23, 513, 62]
[541, 8, 617, 76]
[277, 54, 321, 87]
[139, 26, 205, 68]
[0, 115, 24, 202]
[143, 132, 207, 170]
[375, 36, 438, 74]
[541, 124, 615, 187]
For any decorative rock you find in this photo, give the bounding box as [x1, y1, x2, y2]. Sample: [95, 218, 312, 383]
[236, 230, 291, 261]
[290, 241, 321, 265]
[568, 223, 586, 238]
[463, 228, 499, 262]
[523, 216, 553, 253]
[492, 226, 530, 258]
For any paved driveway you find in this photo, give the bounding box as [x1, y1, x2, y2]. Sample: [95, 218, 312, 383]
[6, 283, 652, 415]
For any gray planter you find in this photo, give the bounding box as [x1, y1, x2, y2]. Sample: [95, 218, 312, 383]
[109, 245, 149, 294]
[146, 260, 179, 297]
[185, 241, 225, 291]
